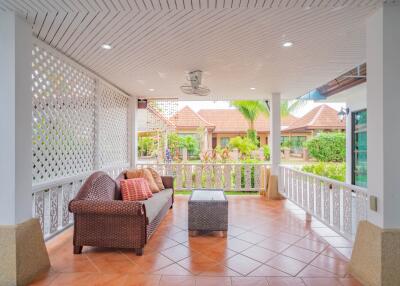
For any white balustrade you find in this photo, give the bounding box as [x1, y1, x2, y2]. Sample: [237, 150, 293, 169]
[136, 163, 269, 192]
[279, 165, 368, 240]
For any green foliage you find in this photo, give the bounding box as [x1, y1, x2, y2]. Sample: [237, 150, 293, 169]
[246, 129, 259, 145]
[302, 163, 346, 182]
[228, 136, 257, 157]
[138, 137, 156, 156]
[305, 132, 346, 162]
[167, 133, 200, 157]
[262, 145, 270, 160]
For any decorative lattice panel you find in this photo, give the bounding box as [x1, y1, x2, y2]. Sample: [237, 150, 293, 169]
[98, 84, 129, 168]
[141, 98, 178, 132]
[32, 45, 95, 183]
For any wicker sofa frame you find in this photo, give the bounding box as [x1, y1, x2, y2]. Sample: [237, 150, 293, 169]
[68, 171, 174, 256]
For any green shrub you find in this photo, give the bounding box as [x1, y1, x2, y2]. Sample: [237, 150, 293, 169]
[305, 132, 345, 162]
[302, 162, 346, 182]
[262, 145, 270, 160]
[228, 136, 257, 157]
[246, 129, 259, 145]
[138, 137, 156, 156]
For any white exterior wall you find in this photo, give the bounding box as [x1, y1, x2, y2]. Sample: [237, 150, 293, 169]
[270, 93, 281, 175]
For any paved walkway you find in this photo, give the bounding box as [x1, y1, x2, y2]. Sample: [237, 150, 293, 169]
[30, 195, 362, 286]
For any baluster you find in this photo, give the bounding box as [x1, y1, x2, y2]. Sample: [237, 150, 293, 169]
[316, 179, 322, 217]
[175, 164, 183, 190]
[288, 170, 293, 199]
[303, 175, 308, 208]
[224, 165, 232, 191]
[34, 191, 45, 233]
[332, 185, 340, 229]
[61, 183, 72, 227]
[185, 165, 193, 190]
[343, 187, 352, 235]
[293, 172, 298, 203]
[309, 177, 315, 214]
[244, 165, 252, 191]
[235, 164, 242, 190]
[254, 165, 261, 191]
[203, 164, 212, 188]
[49, 187, 59, 234]
[195, 165, 202, 188]
[214, 165, 223, 189]
[323, 182, 331, 224]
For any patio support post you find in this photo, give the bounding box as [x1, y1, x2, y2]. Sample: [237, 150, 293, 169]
[349, 3, 400, 286]
[128, 96, 138, 168]
[0, 12, 50, 285]
[268, 93, 282, 199]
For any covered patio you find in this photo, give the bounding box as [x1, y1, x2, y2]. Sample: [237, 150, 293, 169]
[1, 1, 400, 286]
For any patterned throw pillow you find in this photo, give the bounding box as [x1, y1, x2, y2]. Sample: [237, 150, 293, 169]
[146, 168, 165, 191]
[126, 168, 160, 193]
[120, 178, 152, 201]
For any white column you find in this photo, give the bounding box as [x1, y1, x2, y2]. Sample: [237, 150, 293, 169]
[270, 93, 281, 175]
[367, 3, 400, 229]
[0, 13, 32, 225]
[128, 96, 138, 168]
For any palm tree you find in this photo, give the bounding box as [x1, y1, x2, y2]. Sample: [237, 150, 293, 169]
[232, 100, 305, 143]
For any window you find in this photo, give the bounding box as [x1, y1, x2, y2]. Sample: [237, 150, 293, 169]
[220, 137, 230, 147]
[352, 110, 367, 187]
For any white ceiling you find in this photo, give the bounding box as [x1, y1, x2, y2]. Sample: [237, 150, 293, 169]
[0, 0, 391, 100]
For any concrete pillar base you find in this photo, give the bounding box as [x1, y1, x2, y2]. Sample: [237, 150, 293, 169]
[267, 175, 283, 200]
[349, 220, 400, 286]
[0, 218, 50, 286]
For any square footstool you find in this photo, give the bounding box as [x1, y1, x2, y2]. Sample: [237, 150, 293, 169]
[188, 189, 228, 237]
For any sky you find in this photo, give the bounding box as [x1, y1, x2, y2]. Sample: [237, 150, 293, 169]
[178, 100, 346, 117]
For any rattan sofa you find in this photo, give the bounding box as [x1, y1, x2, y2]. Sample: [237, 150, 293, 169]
[68, 170, 174, 256]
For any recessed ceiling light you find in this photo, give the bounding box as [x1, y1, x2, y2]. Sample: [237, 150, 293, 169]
[283, 42, 293, 48]
[148, 88, 155, 92]
[250, 87, 256, 90]
[101, 44, 112, 50]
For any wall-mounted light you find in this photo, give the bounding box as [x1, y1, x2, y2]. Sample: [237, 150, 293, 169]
[338, 107, 350, 122]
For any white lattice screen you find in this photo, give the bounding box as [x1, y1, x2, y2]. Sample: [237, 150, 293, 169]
[32, 44, 130, 184]
[97, 83, 129, 168]
[32, 45, 96, 183]
[144, 98, 178, 132]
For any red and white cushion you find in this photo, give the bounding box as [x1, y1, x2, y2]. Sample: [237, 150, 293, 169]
[120, 178, 152, 201]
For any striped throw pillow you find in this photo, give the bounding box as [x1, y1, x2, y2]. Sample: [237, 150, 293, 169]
[120, 178, 152, 201]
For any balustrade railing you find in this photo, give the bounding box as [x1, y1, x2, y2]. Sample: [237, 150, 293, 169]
[136, 163, 269, 192]
[32, 163, 129, 240]
[279, 165, 368, 240]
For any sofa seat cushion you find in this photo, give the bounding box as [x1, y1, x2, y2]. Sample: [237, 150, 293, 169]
[143, 188, 173, 223]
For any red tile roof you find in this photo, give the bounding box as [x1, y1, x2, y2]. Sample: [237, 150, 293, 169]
[284, 104, 345, 132]
[170, 106, 215, 129]
[197, 109, 297, 133]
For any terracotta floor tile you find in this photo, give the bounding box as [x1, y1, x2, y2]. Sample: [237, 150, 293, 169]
[297, 265, 339, 278]
[236, 232, 266, 244]
[267, 277, 306, 286]
[224, 254, 262, 276]
[159, 275, 195, 286]
[28, 195, 363, 286]
[226, 238, 253, 252]
[195, 276, 232, 286]
[123, 274, 161, 286]
[248, 265, 291, 277]
[161, 244, 192, 262]
[257, 237, 291, 252]
[282, 245, 319, 263]
[295, 237, 329, 253]
[241, 245, 277, 263]
[266, 255, 307, 276]
[302, 278, 342, 286]
[231, 277, 268, 286]
[310, 255, 348, 276]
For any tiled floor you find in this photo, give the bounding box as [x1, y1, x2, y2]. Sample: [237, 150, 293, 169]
[30, 195, 363, 286]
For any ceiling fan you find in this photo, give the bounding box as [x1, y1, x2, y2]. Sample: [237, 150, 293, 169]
[180, 70, 210, 96]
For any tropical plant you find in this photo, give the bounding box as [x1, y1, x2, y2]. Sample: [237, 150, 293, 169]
[304, 132, 345, 162]
[181, 135, 200, 156]
[228, 136, 258, 157]
[262, 145, 270, 160]
[231, 100, 268, 138]
[302, 162, 346, 182]
[138, 136, 156, 156]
